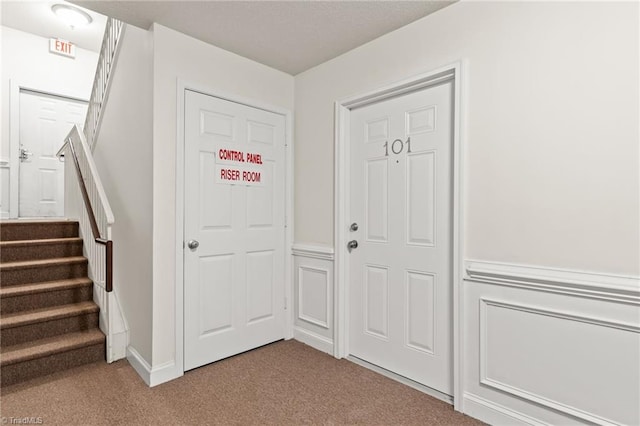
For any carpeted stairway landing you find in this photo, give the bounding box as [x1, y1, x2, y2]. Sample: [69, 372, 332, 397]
[0, 220, 105, 386]
[0, 340, 483, 425]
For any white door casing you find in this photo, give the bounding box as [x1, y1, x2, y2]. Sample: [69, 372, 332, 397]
[183, 90, 286, 370]
[18, 90, 87, 217]
[348, 79, 454, 395]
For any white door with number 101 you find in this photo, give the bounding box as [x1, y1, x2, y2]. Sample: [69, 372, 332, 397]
[349, 80, 454, 395]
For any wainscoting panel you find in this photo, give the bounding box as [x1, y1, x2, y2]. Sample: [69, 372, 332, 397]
[1, 159, 10, 218]
[298, 265, 330, 328]
[292, 244, 334, 354]
[463, 261, 640, 426]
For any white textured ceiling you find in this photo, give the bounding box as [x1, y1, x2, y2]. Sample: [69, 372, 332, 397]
[1, 0, 107, 52]
[70, 1, 455, 75]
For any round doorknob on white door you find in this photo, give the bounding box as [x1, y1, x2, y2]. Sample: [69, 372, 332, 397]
[187, 240, 200, 250]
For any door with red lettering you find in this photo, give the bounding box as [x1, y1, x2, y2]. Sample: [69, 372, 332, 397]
[184, 90, 286, 370]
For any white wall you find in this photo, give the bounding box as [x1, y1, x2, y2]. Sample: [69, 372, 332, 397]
[91, 25, 154, 365]
[1, 26, 98, 216]
[151, 24, 295, 375]
[294, 1, 639, 276]
[293, 2, 639, 424]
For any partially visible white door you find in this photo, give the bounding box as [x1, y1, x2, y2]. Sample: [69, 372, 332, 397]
[184, 90, 286, 370]
[349, 80, 454, 394]
[19, 90, 87, 217]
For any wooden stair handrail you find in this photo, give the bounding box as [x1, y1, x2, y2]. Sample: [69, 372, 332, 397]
[59, 137, 113, 293]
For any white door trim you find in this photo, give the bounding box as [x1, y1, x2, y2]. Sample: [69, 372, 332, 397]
[333, 62, 466, 410]
[8, 79, 89, 219]
[175, 80, 295, 377]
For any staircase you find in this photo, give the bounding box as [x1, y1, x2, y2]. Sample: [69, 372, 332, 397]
[0, 220, 105, 386]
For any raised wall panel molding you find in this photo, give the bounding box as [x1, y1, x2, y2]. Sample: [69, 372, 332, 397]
[0, 157, 10, 218]
[480, 298, 640, 334]
[298, 265, 330, 328]
[292, 243, 335, 261]
[479, 298, 639, 425]
[466, 260, 640, 305]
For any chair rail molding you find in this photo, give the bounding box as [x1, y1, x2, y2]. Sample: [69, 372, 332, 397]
[465, 260, 640, 305]
[292, 243, 335, 260]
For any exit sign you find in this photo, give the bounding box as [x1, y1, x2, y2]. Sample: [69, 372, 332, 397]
[49, 38, 76, 58]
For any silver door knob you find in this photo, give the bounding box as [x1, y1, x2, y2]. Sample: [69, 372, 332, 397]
[187, 240, 200, 250]
[19, 147, 32, 162]
[347, 240, 358, 252]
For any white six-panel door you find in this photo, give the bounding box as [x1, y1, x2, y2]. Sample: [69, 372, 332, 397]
[349, 80, 454, 395]
[19, 90, 87, 217]
[184, 90, 286, 370]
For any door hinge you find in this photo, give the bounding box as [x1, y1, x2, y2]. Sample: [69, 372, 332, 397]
[284, 297, 288, 310]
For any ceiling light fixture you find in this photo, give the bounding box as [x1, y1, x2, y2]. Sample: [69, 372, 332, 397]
[51, 4, 93, 29]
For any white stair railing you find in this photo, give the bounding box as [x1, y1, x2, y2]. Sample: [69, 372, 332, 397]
[84, 17, 124, 150]
[55, 17, 128, 362]
[57, 126, 127, 362]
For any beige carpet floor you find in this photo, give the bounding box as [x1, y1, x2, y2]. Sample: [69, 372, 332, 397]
[0, 340, 483, 425]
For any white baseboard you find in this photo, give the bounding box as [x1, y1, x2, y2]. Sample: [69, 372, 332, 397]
[126, 346, 183, 387]
[293, 326, 334, 354]
[148, 360, 182, 387]
[126, 346, 152, 386]
[463, 393, 549, 426]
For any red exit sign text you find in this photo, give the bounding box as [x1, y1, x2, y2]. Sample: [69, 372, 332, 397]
[49, 38, 76, 58]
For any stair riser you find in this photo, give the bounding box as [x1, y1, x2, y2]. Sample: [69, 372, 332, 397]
[0, 220, 104, 386]
[1, 262, 88, 287]
[0, 342, 105, 386]
[1, 286, 93, 315]
[1, 312, 99, 347]
[0, 223, 78, 241]
[0, 242, 83, 262]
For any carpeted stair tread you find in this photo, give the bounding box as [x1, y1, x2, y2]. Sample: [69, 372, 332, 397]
[1, 257, 88, 287]
[0, 329, 105, 366]
[0, 220, 78, 241]
[1, 278, 92, 298]
[0, 256, 87, 270]
[0, 237, 84, 262]
[0, 237, 83, 247]
[0, 220, 76, 225]
[0, 301, 98, 330]
[0, 219, 105, 385]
